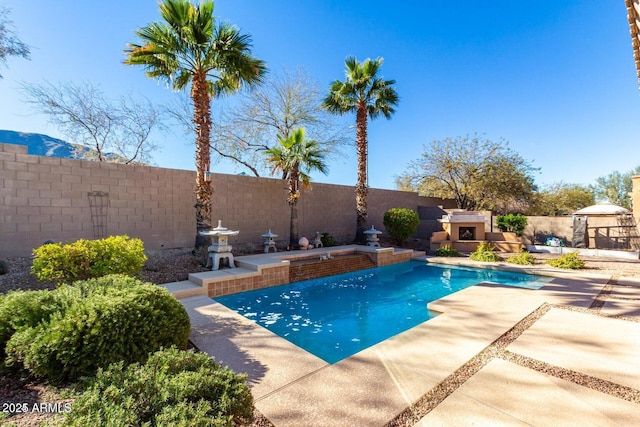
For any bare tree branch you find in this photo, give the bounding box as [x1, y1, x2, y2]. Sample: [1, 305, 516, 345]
[21, 81, 164, 165]
[0, 7, 30, 78]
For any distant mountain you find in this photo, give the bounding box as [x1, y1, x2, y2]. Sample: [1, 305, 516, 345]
[0, 130, 129, 163]
[0, 130, 78, 158]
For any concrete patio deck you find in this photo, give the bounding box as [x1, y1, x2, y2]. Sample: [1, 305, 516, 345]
[175, 259, 640, 426]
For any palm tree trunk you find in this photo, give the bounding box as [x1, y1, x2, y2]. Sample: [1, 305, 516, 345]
[355, 103, 368, 243]
[192, 72, 213, 249]
[290, 202, 299, 248]
[288, 173, 299, 248]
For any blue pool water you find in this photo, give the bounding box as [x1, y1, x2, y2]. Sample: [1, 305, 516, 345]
[215, 262, 550, 364]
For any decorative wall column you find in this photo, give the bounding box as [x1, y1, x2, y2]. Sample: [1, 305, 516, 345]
[632, 175, 640, 225]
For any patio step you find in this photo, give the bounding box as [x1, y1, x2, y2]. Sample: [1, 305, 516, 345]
[188, 267, 260, 287]
[160, 280, 206, 299]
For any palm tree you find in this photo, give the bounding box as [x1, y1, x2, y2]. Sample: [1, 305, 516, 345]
[323, 57, 398, 243]
[124, 0, 266, 248]
[264, 128, 328, 248]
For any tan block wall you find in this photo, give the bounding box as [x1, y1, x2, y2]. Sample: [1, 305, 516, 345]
[1, 143, 451, 257]
[1, 143, 195, 257]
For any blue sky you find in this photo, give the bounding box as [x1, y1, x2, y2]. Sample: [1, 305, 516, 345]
[1, 0, 638, 190]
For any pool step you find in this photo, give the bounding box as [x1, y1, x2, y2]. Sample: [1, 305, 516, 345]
[288, 253, 376, 282]
[160, 280, 206, 299]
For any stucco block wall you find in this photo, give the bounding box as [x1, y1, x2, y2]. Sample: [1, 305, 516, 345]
[1, 143, 453, 257]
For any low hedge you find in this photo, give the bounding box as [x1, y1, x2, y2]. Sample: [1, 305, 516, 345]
[64, 347, 254, 427]
[545, 251, 585, 269]
[31, 235, 147, 285]
[3, 275, 190, 382]
[469, 241, 503, 262]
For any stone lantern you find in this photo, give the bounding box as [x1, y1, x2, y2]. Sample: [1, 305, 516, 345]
[312, 231, 323, 248]
[262, 229, 278, 253]
[364, 225, 382, 247]
[199, 220, 239, 270]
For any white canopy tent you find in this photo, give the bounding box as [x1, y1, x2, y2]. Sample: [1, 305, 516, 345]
[573, 202, 631, 216]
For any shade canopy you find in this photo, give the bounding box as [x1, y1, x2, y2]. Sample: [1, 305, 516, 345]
[573, 202, 631, 216]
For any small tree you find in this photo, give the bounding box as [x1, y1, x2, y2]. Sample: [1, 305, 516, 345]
[383, 208, 420, 246]
[496, 213, 527, 237]
[264, 128, 328, 248]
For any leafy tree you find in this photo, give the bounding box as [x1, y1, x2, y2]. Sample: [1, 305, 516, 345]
[264, 128, 328, 248]
[125, 0, 266, 249]
[169, 67, 348, 176]
[323, 57, 399, 242]
[398, 135, 538, 213]
[22, 81, 162, 164]
[0, 7, 30, 78]
[591, 166, 640, 209]
[527, 182, 594, 216]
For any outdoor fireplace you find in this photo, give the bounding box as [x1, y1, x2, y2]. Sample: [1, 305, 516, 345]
[459, 226, 476, 241]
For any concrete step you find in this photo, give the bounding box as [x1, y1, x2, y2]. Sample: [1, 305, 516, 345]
[188, 267, 260, 287]
[160, 280, 206, 299]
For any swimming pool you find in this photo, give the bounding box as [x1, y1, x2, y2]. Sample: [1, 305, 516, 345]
[215, 262, 550, 364]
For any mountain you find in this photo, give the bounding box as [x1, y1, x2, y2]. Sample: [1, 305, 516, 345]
[0, 130, 78, 158]
[0, 130, 130, 163]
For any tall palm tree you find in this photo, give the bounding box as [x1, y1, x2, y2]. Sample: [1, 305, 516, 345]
[323, 57, 398, 243]
[264, 127, 328, 248]
[124, 0, 266, 248]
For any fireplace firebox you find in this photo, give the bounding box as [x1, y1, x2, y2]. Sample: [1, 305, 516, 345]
[459, 226, 476, 240]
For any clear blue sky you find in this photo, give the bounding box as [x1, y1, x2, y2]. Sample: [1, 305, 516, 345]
[1, 0, 638, 190]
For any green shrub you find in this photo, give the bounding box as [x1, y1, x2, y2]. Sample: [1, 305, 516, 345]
[321, 232, 338, 247]
[469, 241, 503, 262]
[435, 244, 462, 257]
[4, 275, 190, 382]
[496, 214, 527, 237]
[64, 347, 253, 427]
[506, 250, 536, 266]
[383, 208, 420, 245]
[0, 290, 72, 362]
[545, 251, 585, 269]
[31, 235, 147, 285]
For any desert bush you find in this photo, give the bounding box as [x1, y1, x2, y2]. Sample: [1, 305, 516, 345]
[545, 251, 585, 269]
[0, 290, 71, 362]
[506, 250, 536, 265]
[435, 244, 462, 257]
[4, 275, 190, 382]
[321, 232, 338, 247]
[383, 208, 420, 245]
[64, 347, 253, 427]
[469, 241, 503, 262]
[496, 214, 527, 237]
[31, 235, 147, 284]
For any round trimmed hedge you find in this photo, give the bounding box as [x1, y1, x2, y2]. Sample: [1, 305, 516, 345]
[383, 208, 420, 245]
[3, 275, 190, 382]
